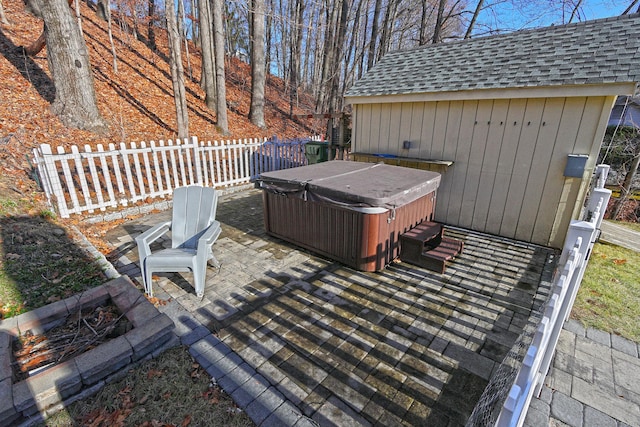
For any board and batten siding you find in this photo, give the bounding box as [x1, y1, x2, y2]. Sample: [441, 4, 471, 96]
[351, 96, 614, 248]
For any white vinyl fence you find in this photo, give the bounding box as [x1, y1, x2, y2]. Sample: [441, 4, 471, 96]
[495, 165, 612, 427]
[33, 136, 316, 218]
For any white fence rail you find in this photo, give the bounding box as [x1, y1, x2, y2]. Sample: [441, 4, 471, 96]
[33, 136, 315, 218]
[496, 165, 612, 427]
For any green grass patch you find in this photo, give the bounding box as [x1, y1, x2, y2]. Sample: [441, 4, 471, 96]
[572, 242, 640, 342]
[0, 216, 106, 317]
[609, 220, 640, 233]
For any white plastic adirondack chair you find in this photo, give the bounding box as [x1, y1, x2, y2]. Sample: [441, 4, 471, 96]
[135, 185, 221, 298]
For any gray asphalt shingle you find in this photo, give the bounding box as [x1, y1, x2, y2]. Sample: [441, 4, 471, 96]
[345, 13, 640, 98]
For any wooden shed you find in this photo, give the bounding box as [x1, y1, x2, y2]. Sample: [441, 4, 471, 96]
[344, 14, 640, 248]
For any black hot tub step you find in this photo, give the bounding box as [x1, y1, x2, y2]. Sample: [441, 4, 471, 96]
[419, 237, 464, 274]
[399, 222, 463, 274]
[400, 221, 443, 250]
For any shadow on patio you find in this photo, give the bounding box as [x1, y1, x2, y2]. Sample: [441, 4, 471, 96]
[105, 189, 557, 426]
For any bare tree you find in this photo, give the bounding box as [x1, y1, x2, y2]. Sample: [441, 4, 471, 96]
[609, 130, 640, 220]
[288, 0, 304, 116]
[432, 0, 447, 43]
[211, 0, 228, 133]
[148, 0, 156, 49]
[464, 0, 485, 39]
[166, 0, 189, 138]
[99, 0, 119, 73]
[177, 0, 192, 79]
[25, 0, 107, 132]
[249, 0, 266, 128]
[199, 0, 216, 110]
[622, 0, 640, 14]
[368, 0, 382, 70]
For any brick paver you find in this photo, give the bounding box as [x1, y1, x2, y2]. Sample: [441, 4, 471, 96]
[103, 189, 640, 427]
[104, 189, 560, 426]
[533, 319, 640, 427]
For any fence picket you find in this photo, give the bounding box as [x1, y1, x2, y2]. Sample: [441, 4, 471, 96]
[120, 142, 137, 202]
[214, 140, 223, 187]
[71, 145, 94, 213]
[139, 141, 155, 196]
[149, 141, 165, 197]
[84, 145, 106, 211]
[204, 140, 214, 187]
[131, 142, 147, 200]
[158, 140, 172, 194]
[192, 136, 203, 185]
[108, 143, 126, 206]
[55, 145, 79, 215]
[33, 136, 314, 217]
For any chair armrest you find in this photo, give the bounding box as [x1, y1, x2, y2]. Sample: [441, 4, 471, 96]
[135, 221, 171, 261]
[200, 221, 222, 245]
[196, 221, 222, 264]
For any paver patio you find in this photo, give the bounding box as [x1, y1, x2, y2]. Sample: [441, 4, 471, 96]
[106, 189, 557, 426]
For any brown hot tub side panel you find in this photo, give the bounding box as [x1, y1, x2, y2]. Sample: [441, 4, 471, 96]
[262, 191, 436, 271]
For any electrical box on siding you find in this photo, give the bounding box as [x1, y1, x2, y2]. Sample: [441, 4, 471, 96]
[564, 154, 589, 178]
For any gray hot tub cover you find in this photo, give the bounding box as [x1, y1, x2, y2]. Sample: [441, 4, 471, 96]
[256, 161, 441, 210]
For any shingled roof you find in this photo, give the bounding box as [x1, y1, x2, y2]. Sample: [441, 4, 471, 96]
[345, 13, 640, 98]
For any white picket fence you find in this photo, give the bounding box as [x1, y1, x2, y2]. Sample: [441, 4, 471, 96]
[495, 165, 612, 427]
[33, 136, 316, 218]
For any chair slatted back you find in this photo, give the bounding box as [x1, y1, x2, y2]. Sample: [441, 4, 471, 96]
[171, 186, 218, 249]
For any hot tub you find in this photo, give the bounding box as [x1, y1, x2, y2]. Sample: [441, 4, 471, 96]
[256, 161, 441, 271]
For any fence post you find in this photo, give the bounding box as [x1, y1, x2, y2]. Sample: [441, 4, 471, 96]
[586, 188, 612, 230]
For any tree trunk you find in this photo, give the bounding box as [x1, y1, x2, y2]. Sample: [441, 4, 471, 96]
[212, 0, 228, 134]
[367, 0, 381, 70]
[622, 0, 640, 14]
[464, 0, 484, 39]
[73, 0, 82, 32]
[329, 0, 349, 113]
[567, 0, 584, 23]
[177, 0, 192, 80]
[265, 0, 273, 78]
[377, 0, 397, 60]
[0, 0, 10, 26]
[25, 26, 47, 55]
[288, 0, 303, 117]
[358, 0, 369, 79]
[24, 0, 73, 56]
[249, 0, 266, 128]
[166, 0, 189, 138]
[28, 0, 107, 132]
[103, 0, 118, 73]
[198, 0, 216, 110]
[419, 0, 434, 45]
[612, 137, 640, 220]
[147, 0, 156, 50]
[317, 0, 336, 112]
[432, 0, 446, 43]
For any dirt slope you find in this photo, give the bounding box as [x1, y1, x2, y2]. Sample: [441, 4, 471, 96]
[0, 0, 321, 202]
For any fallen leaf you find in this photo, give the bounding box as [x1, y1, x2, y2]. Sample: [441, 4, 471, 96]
[181, 415, 192, 427]
[147, 368, 164, 379]
[613, 259, 626, 265]
[118, 385, 132, 396]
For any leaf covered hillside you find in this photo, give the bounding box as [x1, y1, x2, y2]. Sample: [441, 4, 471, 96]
[0, 0, 320, 200]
